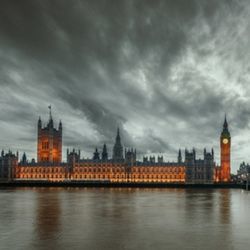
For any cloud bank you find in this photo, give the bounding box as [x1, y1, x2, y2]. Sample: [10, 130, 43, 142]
[1, 0, 250, 172]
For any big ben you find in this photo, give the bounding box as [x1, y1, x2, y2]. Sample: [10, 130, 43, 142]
[220, 115, 231, 182]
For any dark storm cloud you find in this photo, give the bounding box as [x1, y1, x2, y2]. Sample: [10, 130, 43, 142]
[0, 0, 250, 171]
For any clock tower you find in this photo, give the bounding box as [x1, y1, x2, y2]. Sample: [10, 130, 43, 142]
[220, 115, 231, 182]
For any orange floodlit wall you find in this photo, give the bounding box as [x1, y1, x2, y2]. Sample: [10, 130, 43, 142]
[14, 165, 67, 181]
[37, 116, 62, 164]
[14, 162, 186, 183]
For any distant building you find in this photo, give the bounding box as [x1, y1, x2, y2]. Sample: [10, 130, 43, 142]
[0, 150, 18, 180]
[185, 148, 215, 184]
[236, 162, 250, 182]
[12, 110, 231, 183]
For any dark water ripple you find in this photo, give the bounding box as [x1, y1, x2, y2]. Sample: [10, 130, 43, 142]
[0, 188, 249, 250]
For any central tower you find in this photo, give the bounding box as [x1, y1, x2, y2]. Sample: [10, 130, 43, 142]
[220, 115, 231, 182]
[112, 128, 123, 161]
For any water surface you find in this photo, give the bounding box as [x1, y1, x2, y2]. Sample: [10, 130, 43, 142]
[0, 188, 249, 250]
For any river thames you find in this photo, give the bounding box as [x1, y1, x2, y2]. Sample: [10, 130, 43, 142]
[0, 188, 249, 250]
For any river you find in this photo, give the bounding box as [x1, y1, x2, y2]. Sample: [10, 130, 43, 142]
[0, 188, 249, 250]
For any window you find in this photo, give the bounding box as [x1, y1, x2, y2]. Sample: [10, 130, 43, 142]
[42, 141, 49, 150]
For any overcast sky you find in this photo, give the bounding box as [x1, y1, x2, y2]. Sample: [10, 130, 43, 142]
[1, 0, 250, 173]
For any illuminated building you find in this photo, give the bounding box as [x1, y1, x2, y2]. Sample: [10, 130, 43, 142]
[37, 106, 62, 163]
[220, 116, 231, 181]
[1, 109, 232, 183]
[214, 116, 231, 182]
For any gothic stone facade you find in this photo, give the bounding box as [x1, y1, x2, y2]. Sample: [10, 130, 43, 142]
[0, 150, 18, 180]
[10, 112, 231, 183]
[37, 112, 62, 164]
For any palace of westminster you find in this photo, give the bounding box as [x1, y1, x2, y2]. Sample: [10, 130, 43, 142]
[0, 108, 231, 184]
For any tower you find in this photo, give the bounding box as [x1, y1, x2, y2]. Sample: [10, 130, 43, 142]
[93, 148, 100, 161]
[220, 115, 231, 182]
[21, 152, 27, 164]
[125, 148, 136, 164]
[37, 106, 62, 163]
[112, 128, 123, 161]
[185, 149, 196, 183]
[178, 149, 182, 164]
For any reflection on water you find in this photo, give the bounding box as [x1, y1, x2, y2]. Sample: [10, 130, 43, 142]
[35, 189, 61, 244]
[0, 188, 249, 250]
[219, 189, 231, 225]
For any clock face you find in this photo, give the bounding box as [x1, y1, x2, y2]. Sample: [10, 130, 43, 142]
[223, 138, 229, 144]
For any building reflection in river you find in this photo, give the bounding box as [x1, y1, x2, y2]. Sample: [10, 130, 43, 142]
[34, 188, 62, 247]
[8, 188, 243, 250]
[219, 189, 231, 224]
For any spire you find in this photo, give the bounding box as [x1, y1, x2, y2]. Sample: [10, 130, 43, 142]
[59, 120, 62, 130]
[193, 148, 196, 160]
[113, 127, 123, 161]
[178, 149, 182, 163]
[221, 114, 230, 137]
[93, 148, 100, 161]
[48, 105, 53, 128]
[48, 105, 52, 120]
[38, 116, 42, 128]
[67, 148, 69, 162]
[102, 143, 108, 161]
[116, 127, 120, 141]
[22, 152, 27, 164]
[223, 114, 228, 129]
